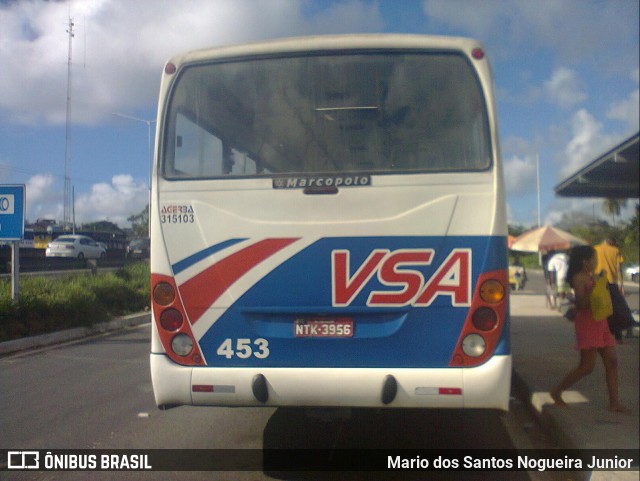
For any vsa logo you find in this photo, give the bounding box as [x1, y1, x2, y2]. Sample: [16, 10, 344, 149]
[332, 248, 471, 307]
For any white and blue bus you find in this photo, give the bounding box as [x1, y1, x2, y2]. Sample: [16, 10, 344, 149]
[150, 35, 510, 410]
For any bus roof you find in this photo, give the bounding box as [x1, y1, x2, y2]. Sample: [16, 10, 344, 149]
[166, 34, 485, 67]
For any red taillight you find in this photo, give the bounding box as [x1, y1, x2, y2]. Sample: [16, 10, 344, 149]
[449, 269, 508, 367]
[151, 273, 205, 366]
[160, 308, 183, 331]
[471, 306, 498, 331]
[165, 62, 176, 74]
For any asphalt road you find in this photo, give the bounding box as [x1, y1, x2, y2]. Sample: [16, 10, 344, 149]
[9, 266, 635, 480]
[0, 325, 543, 480]
[2, 270, 637, 480]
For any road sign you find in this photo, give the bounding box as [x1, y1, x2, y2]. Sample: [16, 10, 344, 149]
[0, 185, 25, 240]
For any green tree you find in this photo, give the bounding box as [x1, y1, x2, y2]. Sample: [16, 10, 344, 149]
[81, 220, 123, 233]
[508, 224, 529, 237]
[602, 198, 627, 226]
[621, 203, 639, 264]
[128, 204, 149, 238]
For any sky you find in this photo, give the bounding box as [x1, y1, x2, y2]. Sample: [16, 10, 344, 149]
[0, 0, 638, 228]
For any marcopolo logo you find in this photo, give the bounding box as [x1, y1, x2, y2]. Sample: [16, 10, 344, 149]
[0, 194, 15, 215]
[273, 175, 371, 190]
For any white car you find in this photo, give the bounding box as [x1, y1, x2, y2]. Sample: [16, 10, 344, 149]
[625, 265, 639, 283]
[46, 235, 107, 260]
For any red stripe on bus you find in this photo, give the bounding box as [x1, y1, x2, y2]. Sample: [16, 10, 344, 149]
[179, 238, 299, 324]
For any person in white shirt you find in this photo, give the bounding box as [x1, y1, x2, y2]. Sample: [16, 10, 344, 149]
[547, 251, 569, 309]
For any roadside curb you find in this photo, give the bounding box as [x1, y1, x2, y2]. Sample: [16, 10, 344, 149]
[0, 312, 150, 356]
[511, 369, 577, 451]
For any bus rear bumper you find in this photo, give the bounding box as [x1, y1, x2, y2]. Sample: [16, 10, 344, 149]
[150, 353, 511, 411]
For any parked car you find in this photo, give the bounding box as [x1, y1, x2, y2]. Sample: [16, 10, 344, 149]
[126, 238, 150, 259]
[508, 265, 526, 291]
[45, 235, 106, 260]
[625, 264, 639, 283]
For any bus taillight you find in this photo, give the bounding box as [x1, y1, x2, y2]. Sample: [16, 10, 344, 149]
[479, 279, 504, 304]
[153, 282, 175, 306]
[449, 269, 508, 367]
[461, 334, 486, 357]
[171, 333, 194, 357]
[160, 308, 183, 331]
[151, 273, 205, 366]
[471, 306, 498, 331]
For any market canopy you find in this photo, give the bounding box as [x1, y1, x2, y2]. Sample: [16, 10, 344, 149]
[510, 225, 588, 253]
[554, 132, 639, 198]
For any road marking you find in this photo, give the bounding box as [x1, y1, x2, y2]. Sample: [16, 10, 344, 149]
[531, 390, 589, 413]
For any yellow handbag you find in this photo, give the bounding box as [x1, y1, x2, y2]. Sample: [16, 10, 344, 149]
[589, 275, 613, 321]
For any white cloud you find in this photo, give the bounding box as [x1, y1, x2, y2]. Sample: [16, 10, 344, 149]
[423, 0, 508, 38]
[561, 109, 616, 178]
[301, 0, 384, 33]
[503, 155, 536, 195]
[422, 0, 638, 63]
[0, 0, 384, 126]
[606, 69, 640, 132]
[22, 172, 148, 226]
[25, 173, 63, 222]
[544, 197, 594, 227]
[74, 174, 148, 226]
[544, 68, 586, 108]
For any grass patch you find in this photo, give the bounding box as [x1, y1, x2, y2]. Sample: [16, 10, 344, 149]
[0, 263, 150, 342]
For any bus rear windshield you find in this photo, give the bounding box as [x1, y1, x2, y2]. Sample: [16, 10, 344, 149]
[162, 52, 491, 179]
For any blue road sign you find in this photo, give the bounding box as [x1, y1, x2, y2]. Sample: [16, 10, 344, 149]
[0, 185, 26, 240]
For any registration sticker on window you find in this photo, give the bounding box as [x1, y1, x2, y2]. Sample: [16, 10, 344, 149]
[294, 318, 354, 338]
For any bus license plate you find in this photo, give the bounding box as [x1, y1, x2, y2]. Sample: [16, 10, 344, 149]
[294, 318, 354, 338]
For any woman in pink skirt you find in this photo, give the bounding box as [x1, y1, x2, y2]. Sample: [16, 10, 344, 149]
[550, 245, 629, 413]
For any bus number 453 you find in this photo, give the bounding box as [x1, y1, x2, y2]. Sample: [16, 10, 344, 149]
[216, 338, 270, 359]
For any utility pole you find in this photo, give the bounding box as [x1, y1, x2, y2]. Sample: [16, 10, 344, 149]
[536, 154, 541, 228]
[63, 17, 74, 231]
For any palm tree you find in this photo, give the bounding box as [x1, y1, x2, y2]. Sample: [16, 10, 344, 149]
[602, 198, 626, 226]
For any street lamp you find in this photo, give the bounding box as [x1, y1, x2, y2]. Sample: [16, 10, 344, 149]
[112, 112, 156, 236]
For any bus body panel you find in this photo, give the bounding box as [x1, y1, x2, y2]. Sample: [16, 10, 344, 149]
[150, 34, 510, 410]
[162, 234, 507, 369]
[150, 353, 511, 410]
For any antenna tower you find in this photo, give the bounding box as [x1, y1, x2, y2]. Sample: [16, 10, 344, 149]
[63, 17, 74, 229]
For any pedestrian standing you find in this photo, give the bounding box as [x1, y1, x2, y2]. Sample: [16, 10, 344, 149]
[594, 237, 634, 342]
[550, 245, 629, 413]
[547, 251, 569, 310]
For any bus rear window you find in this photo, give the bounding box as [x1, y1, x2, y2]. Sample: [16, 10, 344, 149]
[162, 52, 490, 179]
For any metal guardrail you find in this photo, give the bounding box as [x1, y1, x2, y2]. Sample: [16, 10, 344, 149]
[0, 251, 147, 278]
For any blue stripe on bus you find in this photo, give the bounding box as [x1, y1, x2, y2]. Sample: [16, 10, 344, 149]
[192, 235, 509, 368]
[172, 238, 247, 275]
